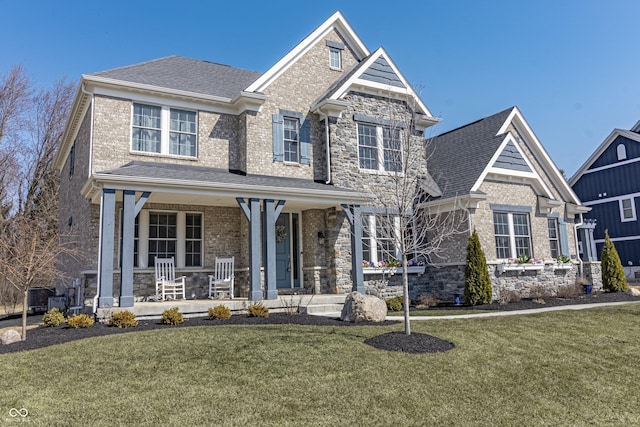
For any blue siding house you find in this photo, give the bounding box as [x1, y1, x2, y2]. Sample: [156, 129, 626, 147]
[570, 121, 640, 271]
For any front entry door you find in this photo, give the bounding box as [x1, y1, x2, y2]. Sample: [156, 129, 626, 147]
[275, 213, 300, 289]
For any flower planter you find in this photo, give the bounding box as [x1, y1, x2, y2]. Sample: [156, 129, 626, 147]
[362, 266, 426, 275]
[498, 264, 545, 274]
[552, 264, 574, 271]
[583, 284, 593, 294]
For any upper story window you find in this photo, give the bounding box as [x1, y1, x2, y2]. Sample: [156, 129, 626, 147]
[132, 103, 197, 157]
[617, 144, 627, 161]
[620, 197, 636, 222]
[272, 111, 310, 165]
[283, 117, 299, 162]
[329, 48, 341, 69]
[357, 122, 402, 172]
[494, 211, 531, 259]
[326, 40, 344, 70]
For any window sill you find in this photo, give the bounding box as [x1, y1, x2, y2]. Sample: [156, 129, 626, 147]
[497, 264, 544, 273]
[363, 266, 425, 275]
[129, 150, 198, 161]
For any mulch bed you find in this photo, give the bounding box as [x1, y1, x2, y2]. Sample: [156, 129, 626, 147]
[2, 291, 639, 355]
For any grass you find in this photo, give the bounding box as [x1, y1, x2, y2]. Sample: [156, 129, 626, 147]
[387, 309, 498, 316]
[2, 305, 640, 426]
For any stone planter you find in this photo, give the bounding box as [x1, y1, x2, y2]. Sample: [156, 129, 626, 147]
[497, 263, 545, 274]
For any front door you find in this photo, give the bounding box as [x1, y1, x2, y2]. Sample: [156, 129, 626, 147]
[275, 213, 300, 289]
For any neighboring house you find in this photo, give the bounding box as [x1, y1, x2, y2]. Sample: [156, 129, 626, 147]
[53, 11, 441, 308]
[410, 107, 590, 300]
[570, 121, 640, 275]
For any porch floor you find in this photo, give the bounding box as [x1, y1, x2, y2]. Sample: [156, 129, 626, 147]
[97, 294, 347, 321]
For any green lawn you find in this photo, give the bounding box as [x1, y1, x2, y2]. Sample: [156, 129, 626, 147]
[2, 305, 640, 426]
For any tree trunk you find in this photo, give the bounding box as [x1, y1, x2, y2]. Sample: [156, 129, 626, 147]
[402, 254, 411, 335]
[22, 288, 28, 340]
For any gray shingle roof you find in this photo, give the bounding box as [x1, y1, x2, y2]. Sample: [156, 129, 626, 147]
[100, 161, 359, 195]
[427, 107, 515, 199]
[92, 56, 262, 99]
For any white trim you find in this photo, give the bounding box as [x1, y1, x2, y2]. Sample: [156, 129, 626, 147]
[582, 192, 640, 207]
[326, 48, 438, 124]
[569, 128, 640, 185]
[246, 11, 369, 93]
[619, 197, 636, 222]
[363, 266, 425, 275]
[594, 234, 640, 244]
[496, 107, 581, 204]
[578, 155, 640, 175]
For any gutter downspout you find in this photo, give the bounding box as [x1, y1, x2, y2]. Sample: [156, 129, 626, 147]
[318, 112, 331, 184]
[92, 182, 103, 314]
[574, 212, 584, 278]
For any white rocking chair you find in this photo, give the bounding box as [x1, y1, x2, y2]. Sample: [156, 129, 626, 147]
[209, 257, 234, 299]
[154, 257, 186, 301]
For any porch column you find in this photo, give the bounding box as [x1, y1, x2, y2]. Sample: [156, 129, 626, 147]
[119, 191, 150, 307]
[342, 204, 365, 294]
[98, 188, 116, 308]
[263, 199, 285, 300]
[238, 197, 262, 300]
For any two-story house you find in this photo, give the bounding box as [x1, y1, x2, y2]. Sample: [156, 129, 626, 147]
[54, 11, 589, 310]
[570, 121, 640, 276]
[53, 11, 441, 309]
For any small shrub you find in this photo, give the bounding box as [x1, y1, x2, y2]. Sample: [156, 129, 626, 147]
[385, 296, 409, 311]
[557, 284, 582, 299]
[529, 285, 551, 300]
[416, 294, 438, 309]
[43, 308, 66, 327]
[161, 307, 184, 325]
[247, 302, 269, 318]
[601, 231, 628, 292]
[66, 313, 95, 328]
[208, 305, 231, 320]
[110, 310, 138, 328]
[498, 289, 521, 305]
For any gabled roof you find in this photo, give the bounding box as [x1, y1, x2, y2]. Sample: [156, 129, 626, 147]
[427, 108, 513, 199]
[312, 47, 439, 128]
[428, 107, 581, 205]
[91, 55, 261, 99]
[245, 11, 369, 93]
[569, 128, 640, 185]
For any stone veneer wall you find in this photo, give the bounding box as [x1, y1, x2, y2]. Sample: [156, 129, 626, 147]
[408, 263, 579, 303]
[582, 261, 603, 290]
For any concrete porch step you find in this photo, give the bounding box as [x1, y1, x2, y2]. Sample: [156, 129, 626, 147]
[302, 303, 344, 316]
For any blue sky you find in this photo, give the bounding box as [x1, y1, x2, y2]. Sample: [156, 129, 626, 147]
[2, 0, 639, 177]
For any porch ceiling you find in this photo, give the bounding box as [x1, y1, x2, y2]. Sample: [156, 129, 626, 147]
[82, 161, 369, 210]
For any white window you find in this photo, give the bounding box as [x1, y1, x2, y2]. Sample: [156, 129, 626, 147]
[617, 144, 627, 161]
[283, 117, 299, 162]
[132, 103, 197, 157]
[132, 210, 203, 268]
[362, 214, 400, 265]
[329, 48, 341, 69]
[620, 198, 636, 222]
[493, 212, 532, 259]
[548, 218, 559, 259]
[357, 123, 402, 172]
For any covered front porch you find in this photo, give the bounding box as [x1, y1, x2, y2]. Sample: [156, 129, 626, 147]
[83, 161, 370, 309]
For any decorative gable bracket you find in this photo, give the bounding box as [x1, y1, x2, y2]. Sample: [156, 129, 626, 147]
[537, 195, 562, 215]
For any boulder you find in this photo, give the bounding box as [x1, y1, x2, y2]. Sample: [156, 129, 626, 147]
[626, 287, 640, 297]
[341, 292, 387, 323]
[1, 329, 22, 345]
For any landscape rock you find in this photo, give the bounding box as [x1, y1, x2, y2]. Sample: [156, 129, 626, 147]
[626, 287, 640, 297]
[1, 329, 22, 345]
[341, 292, 387, 323]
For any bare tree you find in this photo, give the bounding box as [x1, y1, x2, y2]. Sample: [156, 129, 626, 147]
[0, 67, 76, 339]
[362, 93, 467, 335]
